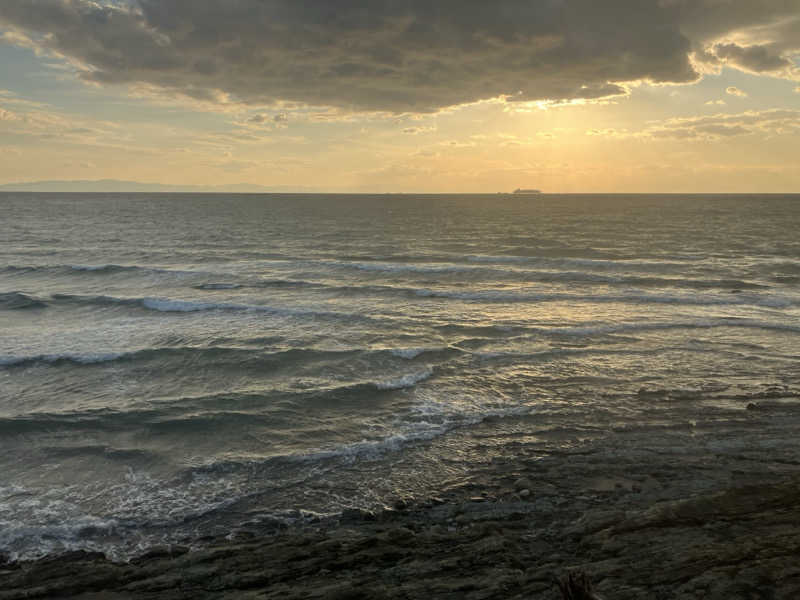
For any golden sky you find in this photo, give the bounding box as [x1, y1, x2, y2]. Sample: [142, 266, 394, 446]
[1, 0, 799, 192]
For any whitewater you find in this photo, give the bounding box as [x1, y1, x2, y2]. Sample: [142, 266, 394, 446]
[1, 192, 799, 560]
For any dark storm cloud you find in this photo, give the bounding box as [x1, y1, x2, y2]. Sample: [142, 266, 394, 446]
[1, 0, 798, 112]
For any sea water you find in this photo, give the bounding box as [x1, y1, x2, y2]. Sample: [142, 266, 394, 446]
[1, 193, 799, 559]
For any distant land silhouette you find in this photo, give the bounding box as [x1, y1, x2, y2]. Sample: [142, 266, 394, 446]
[0, 179, 322, 193]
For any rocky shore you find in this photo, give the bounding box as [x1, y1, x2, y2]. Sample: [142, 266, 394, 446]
[3, 425, 800, 600]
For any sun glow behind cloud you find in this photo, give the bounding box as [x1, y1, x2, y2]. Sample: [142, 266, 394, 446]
[0, 0, 798, 192]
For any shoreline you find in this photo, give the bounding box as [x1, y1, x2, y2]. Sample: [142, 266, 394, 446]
[3, 409, 800, 599]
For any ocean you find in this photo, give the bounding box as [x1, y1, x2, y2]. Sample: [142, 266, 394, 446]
[1, 192, 799, 561]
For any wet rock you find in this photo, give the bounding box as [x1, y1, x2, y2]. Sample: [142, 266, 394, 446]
[565, 510, 626, 536]
[4, 469, 800, 599]
[131, 545, 189, 564]
[514, 477, 534, 491]
[536, 482, 559, 496]
[392, 497, 409, 511]
[341, 508, 376, 522]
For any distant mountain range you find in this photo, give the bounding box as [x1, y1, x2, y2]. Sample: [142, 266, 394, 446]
[0, 179, 322, 193]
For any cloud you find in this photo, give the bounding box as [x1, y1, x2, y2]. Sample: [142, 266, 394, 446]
[645, 109, 800, 140]
[705, 100, 726, 105]
[401, 125, 436, 134]
[1, 1, 798, 114]
[712, 43, 795, 74]
[726, 86, 748, 97]
[586, 128, 624, 137]
[583, 109, 800, 140]
[0, 108, 17, 121]
[0, 98, 125, 147]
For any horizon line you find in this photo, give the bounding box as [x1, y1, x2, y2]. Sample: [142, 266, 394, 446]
[3, 190, 799, 195]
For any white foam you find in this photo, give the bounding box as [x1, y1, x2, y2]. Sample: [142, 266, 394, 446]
[289, 402, 531, 466]
[375, 367, 434, 390]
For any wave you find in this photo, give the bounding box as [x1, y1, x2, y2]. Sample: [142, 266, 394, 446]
[41, 444, 157, 461]
[0, 291, 47, 310]
[0, 367, 437, 435]
[0, 345, 448, 370]
[193, 283, 243, 290]
[463, 254, 694, 273]
[46, 293, 387, 323]
[186, 278, 778, 308]
[0, 351, 129, 367]
[345, 261, 479, 275]
[69, 264, 143, 273]
[375, 367, 434, 390]
[389, 347, 444, 359]
[1, 264, 198, 277]
[412, 288, 797, 308]
[4, 261, 771, 304]
[191, 403, 532, 475]
[434, 317, 800, 343]
[0, 398, 530, 562]
[535, 318, 800, 338]
[0, 345, 263, 368]
[50, 293, 244, 313]
[0, 343, 459, 372]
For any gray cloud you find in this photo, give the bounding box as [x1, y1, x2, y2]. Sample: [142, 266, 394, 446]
[713, 43, 794, 74]
[1, 0, 799, 113]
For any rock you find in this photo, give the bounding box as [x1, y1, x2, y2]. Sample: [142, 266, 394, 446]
[537, 483, 559, 496]
[382, 526, 415, 542]
[341, 508, 376, 522]
[3, 457, 800, 600]
[514, 477, 535, 491]
[392, 497, 409, 510]
[131, 545, 189, 564]
[564, 510, 626, 536]
[556, 571, 603, 600]
[519, 489, 531, 498]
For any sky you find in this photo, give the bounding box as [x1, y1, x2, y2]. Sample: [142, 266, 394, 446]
[0, 0, 799, 193]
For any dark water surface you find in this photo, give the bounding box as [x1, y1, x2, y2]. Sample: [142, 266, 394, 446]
[2, 193, 799, 559]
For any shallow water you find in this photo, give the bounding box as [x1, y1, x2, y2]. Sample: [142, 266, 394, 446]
[1, 192, 799, 559]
